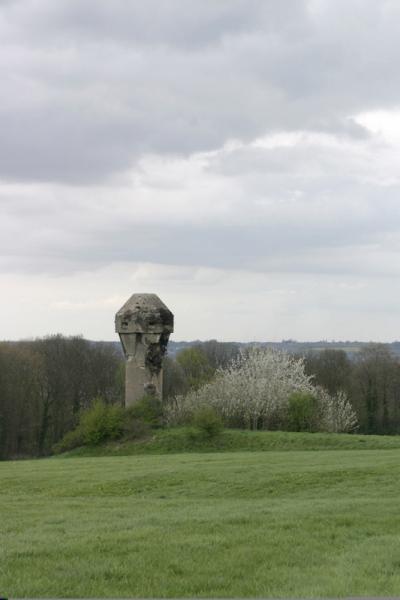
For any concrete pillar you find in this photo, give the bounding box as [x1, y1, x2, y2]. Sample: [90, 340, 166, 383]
[115, 293, 174, 407]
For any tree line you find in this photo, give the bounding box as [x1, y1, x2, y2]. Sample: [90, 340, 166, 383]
[0, 336, 122, 459]
[1, 336, 400, 459]
[303, 344, 400, 435]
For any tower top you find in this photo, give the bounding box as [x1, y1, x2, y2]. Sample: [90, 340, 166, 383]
[115, 293, 174, 335]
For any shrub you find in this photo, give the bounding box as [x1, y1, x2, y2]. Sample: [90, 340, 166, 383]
[79, 399, 125, 445]
[126, 395, 163, 428]
[54, 396, 165, 453]
[318, 388, 358, 433]
[122, 416, 151, 440]
[176, 346, 214, 390]
[192, 406, 223, 438]
[287, 392, 320, 432]
[53, 399, 125, 453]
[53, 427, 84, 454]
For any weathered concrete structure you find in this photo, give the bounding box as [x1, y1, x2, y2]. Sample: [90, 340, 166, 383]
[115, 293, 174, 407]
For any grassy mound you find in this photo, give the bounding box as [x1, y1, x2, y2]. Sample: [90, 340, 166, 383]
[58, 426, 400, 457]
[2, 448, 400, 597]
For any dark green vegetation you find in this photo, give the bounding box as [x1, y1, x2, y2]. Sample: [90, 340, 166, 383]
[2, 446, 400, 597]
[54, 396, 163, 454]
[0, 335, 122, 459]
[287, 391, 321, 432]
[2, 335, 400, 459]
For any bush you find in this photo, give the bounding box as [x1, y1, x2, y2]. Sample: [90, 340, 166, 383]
[191, 406, 223, 438]
[122, 417, 151, 440]
[79, 399, 125, 445]
[53, 427, 84, 454]
[286, 392, 320, 432]
[53, 399, 125, 453]
[318, 388, 358, 433]
[126, 395, 163, 428]
[54, 396, 165, 454]
[176, 347, 214, 390]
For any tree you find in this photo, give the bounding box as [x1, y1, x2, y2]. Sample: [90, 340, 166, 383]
[303, 349, 352, 395]
[200, 340, 240, 370]
[162, 355, 188, 399]
[0, 342, 44, 458]
[167, 347, 357, 432]
[352, 344, 400, 434]
[0, 336, 123, 458]
[176, 346, 214, 390]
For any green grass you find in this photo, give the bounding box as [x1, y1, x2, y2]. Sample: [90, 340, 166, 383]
[2, 444, 400, 596]
[60, 426, 400, 457]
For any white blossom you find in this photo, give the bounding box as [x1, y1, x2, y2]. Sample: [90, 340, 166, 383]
[166, 347, 357, 433]
[318, 388, 358, 433]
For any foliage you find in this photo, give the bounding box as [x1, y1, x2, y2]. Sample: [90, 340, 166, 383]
[54, 394, 166, 453]
[53, 427, 84, 453]
[0, 335, 123, 459]
[304, 349, 352, 395]
[167, 348, 357, 433]
[163, 355, 188, 399]
[287, 392, 320, 432]
[125, 394, 164, 428]
[318, 388, 358, 433]
[168, 347, 314, 429]
[3, 337, 400, 460]
[54, 399, 125, 452]
[191, 406, 223, 438]
[352, 344, 400, 434]
[199, 339, 241, 369]
[79, 399, 125, 445]
[304, 344, 400, 435]
[122, 417, 151, 441]
[176, 346, 214, 390]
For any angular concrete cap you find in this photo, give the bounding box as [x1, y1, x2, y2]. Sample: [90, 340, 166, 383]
[115, 293, 174, 335]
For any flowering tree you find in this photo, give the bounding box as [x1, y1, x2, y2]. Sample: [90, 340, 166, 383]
[167, 347, 357, 433]
[318, 388, 358, 433]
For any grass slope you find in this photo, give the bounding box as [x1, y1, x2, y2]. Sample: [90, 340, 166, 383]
[2, 446, 400, 597]
[60, 426, 400, 457]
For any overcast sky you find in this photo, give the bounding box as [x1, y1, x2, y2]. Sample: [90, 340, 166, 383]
[1, 0, 400, 342]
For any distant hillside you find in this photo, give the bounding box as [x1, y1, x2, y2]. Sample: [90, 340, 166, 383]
[167, 339, 400, 359]
[107, 339, 400, 359]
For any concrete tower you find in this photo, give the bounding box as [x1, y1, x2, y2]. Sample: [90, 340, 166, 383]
[115, 293, 174, 406]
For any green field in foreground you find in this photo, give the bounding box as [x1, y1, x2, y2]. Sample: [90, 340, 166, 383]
[2, 443, 400, 597]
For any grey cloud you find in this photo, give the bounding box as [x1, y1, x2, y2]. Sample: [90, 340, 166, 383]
[3, 0, 400, 343]
[2, 95, 400, 281]
[2, 1, 307, 48]
[1, 0, 400, 183]
[2, 183, 400, 277]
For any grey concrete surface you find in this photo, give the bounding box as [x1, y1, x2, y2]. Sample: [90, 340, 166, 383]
[115, 293, 174, 406]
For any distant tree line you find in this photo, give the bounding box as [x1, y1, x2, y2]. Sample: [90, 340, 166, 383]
[1, 336, 400, 459]
[303, 345, 400, 435]
[0, 336, 123, 459]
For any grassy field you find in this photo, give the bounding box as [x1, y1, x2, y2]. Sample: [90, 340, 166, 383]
[2, 436, 400, 597]
[60, 426, 400, 457]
